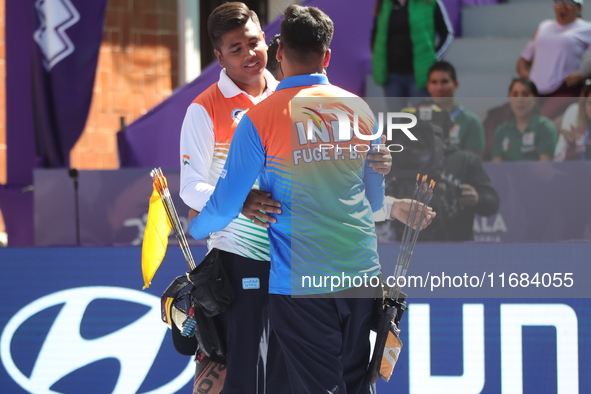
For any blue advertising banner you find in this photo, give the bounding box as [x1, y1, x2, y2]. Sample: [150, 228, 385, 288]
[0, 247, 196, 394]
[375, 297, 591, 393]
[0, 245, 589, 393]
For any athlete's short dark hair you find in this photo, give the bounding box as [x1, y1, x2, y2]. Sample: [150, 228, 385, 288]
[266, 34, 281, 78]
[208, 2, 261, 50]
[280, 5, 333, 65]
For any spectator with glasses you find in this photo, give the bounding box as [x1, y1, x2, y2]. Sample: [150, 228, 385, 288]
[517, 0, 591, 99]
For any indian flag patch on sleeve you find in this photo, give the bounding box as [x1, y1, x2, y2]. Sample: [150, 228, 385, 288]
[182, 154, 190, 165]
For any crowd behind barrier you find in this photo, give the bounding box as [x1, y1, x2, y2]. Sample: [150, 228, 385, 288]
[370, 0, 591, 165]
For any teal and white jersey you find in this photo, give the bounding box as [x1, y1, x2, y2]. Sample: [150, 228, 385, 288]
[190, 74, 385, 295]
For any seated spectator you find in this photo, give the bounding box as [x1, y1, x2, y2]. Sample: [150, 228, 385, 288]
[492, 78, 559, 162]
[482, 102, 512, 161]
[517, 0, 591, 118]
[555, 83, 591, 160]
[427, 60, 486, 158]
[517, 0, 591, 98]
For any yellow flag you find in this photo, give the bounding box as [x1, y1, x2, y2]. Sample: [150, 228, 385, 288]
[141, 186, 172, 289]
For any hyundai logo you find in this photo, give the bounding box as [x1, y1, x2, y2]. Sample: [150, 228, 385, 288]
[1, 287, 194, 393]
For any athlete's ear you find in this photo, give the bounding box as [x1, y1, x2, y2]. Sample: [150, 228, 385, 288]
[322, 49, 331, 68]
[214, 49, 224, 67]
[276, 42, 284, 62]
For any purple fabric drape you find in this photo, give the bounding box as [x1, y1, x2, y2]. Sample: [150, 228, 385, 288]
[2, 0, 108, 246]
[32, 0, 108, 167]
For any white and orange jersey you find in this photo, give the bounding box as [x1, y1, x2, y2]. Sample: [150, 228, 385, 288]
[180, 68, 277, 261]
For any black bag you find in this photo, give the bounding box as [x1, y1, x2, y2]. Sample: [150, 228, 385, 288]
[188, 249, 236, 317]
[161, 274, 227, 364]
[161, 275, 198, 356]
[192, 299, 226, 364]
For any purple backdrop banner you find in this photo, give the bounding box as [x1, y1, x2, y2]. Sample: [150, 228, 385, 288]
[474, 161, 591, 242]
[2, 1, 38, 247]
[5, 0, 36, 185]
[3, 0, 108, 246]
[32, 0, 108, 167]
[34, 162, 591, 246]
[33, 168, 200, 247]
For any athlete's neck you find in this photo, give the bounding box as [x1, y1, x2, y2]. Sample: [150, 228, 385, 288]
[283, 66, 324, 79]
[232, 77, 267, 99]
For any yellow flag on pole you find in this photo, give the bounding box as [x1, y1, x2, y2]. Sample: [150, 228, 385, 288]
[141, 185, 172, 289]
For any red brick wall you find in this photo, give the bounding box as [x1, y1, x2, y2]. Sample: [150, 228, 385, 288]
[70, 0, 179, 169]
